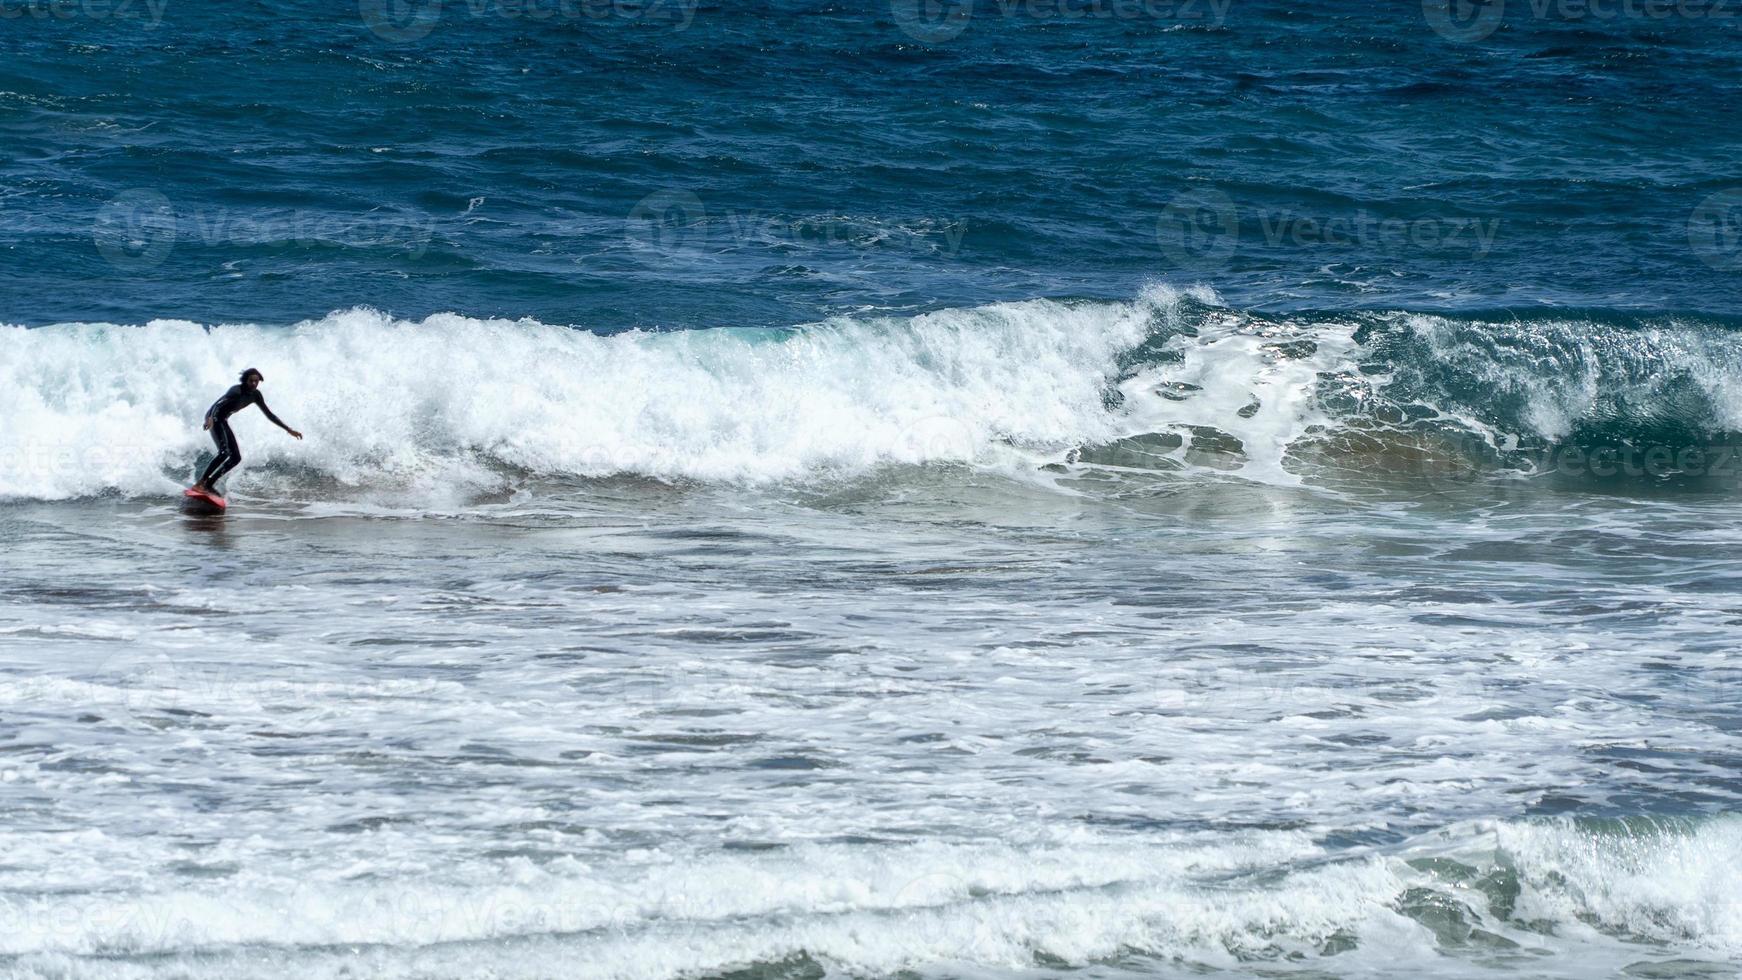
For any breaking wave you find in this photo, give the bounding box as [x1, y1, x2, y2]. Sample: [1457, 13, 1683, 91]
[0, 816, 1737, 978]
[4, 286, 1740, 501]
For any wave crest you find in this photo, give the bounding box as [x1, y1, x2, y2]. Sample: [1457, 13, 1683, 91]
[3, 290, 1740, 501]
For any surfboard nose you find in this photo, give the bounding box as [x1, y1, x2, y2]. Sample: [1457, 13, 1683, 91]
[181, 487, 228, 515]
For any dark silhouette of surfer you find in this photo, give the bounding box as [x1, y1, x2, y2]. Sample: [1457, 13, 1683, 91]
[194, 368, 302, 494]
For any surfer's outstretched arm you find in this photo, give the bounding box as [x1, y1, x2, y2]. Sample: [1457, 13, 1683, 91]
[257, 398, 303, 440]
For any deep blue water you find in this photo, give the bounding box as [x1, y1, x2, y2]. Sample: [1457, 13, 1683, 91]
[4, 0, 1741, 329]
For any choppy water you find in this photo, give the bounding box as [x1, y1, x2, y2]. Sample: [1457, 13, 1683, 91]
[4, 1, 1742, 977]
[4, 0, 1742, 325]
[4, 473, 1742, 978]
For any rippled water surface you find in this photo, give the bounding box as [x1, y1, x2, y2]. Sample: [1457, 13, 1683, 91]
[3, 473, 1741, 978]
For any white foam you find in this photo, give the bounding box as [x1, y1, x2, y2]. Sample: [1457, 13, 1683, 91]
[1, 819, 1737, 978]
[0, 292, 1176, 500]
[1113, 309, 1361, 484]
[1491, 816, 1742, 953]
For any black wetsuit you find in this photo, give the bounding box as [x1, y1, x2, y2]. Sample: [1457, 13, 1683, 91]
[199, 384, 285, 489]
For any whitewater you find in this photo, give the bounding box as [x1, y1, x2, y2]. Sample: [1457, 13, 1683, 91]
[4, 472, 1741, 979]
[6, 286, 1741, 503]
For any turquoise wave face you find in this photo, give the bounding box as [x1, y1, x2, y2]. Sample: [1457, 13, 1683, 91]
[3, 1, 1741, 328]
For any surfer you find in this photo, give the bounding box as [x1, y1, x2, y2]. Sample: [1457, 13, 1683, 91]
[193, 368, 302, 494]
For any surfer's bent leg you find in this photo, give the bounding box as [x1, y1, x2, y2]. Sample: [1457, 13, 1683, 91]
[199, 419, 242, 489]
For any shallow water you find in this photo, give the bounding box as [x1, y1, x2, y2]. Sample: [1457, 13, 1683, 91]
[2, 469, 1740, 978]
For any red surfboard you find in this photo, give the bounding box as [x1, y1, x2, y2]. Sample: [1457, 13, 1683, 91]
[181, 487, 228, 515]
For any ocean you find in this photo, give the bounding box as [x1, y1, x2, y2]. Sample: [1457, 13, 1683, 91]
[2, 1, 1742, 977]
